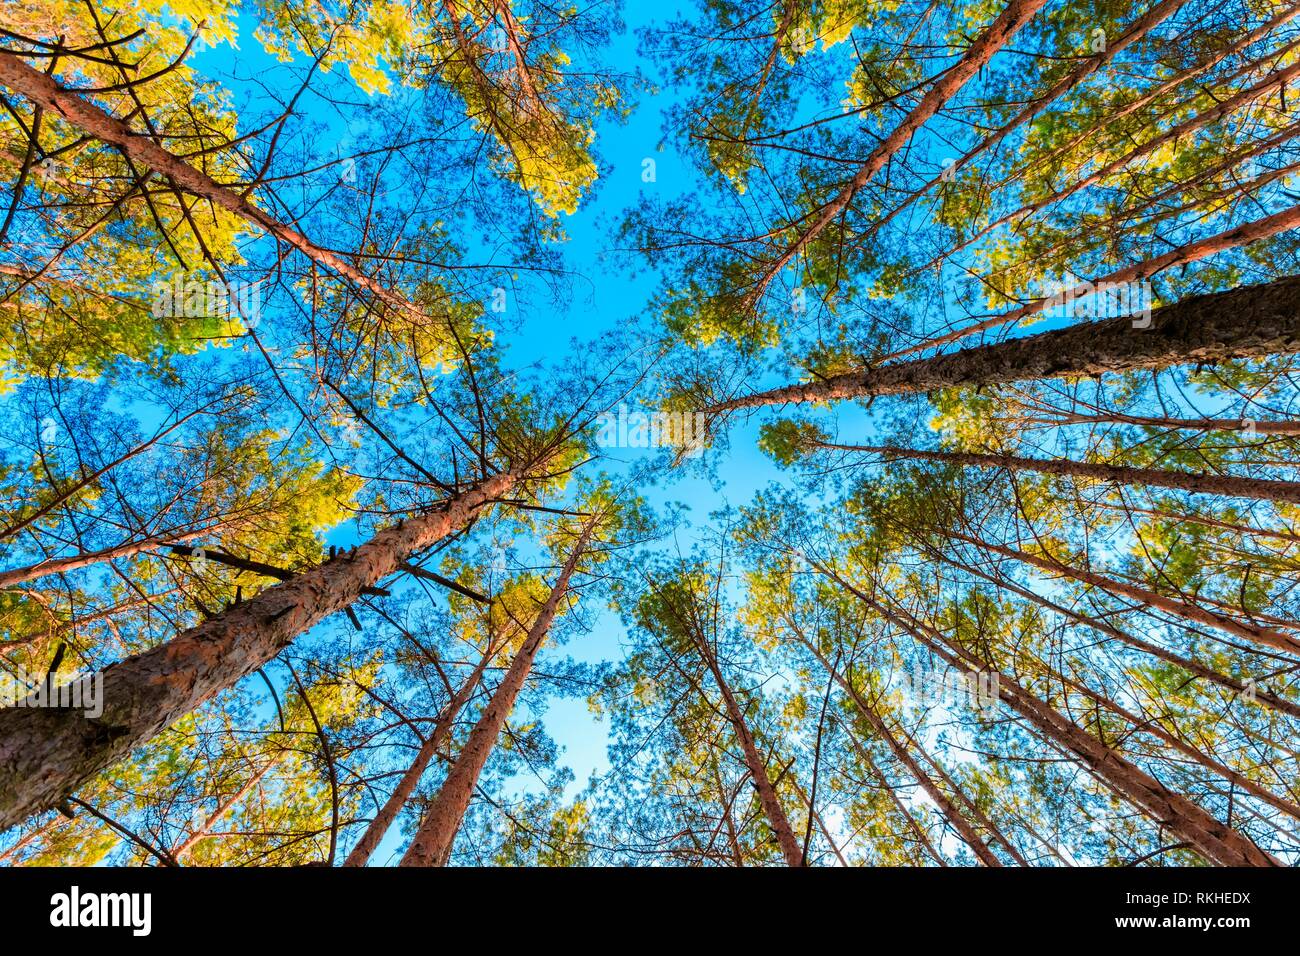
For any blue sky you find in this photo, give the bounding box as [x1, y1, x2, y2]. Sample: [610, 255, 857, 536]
[178, 1, 803, 858]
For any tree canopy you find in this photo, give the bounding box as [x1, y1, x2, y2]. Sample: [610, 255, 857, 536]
[0, 0, 1298, 868]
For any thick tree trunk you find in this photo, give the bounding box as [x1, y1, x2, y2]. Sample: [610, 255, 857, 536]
[0, 469, 521, 829]
[399, 523, 594, 866]
[0, 53, 429, 324]
[830, 442, 1300, 505]
[706, 276, 1300, 415]
[343, 651, 490, 867]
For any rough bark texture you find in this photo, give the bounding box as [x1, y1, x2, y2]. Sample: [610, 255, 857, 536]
[0, 53, 429, 324]
[342, 653, 489, 867]
[708, 275, 1300, 414]
[399, 525, 593, 866]
[835, 443, 1300, 504]
[0, 470, 519, 829]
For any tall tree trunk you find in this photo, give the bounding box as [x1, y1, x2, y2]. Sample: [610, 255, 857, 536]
[917, 626, 1281, 866]
[0, 53, 431, 325]
[945, 529, 1300, 656]
[705, 275, 1300, 415]
[827, 441, 1300, 504]
[791, 777, 849, 866]
[343, 650, 490, 867]
[1005, 7, 1300, 208]
[690, 626, 806, 867]
[399, 522, 595, 866]
[919, 541, 1300, 719]
[1103, 502, 1300, 546]
[0, 468, 523, 829]
[787, 626, 1007, 866]
[826, 569, 1281, 866]
[755, 0, 1050, 287]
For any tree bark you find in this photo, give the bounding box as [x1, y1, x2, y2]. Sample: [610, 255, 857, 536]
[1038, 659, 1300, 822]
[945, 529, 1300, 656]
[827, 570, 1282, 866]
[855, 0, 1187, 251]
[828, 442, 1300, 505]
[788, 626, 1008, 866]
[706, 275, 1300, 415]
[343, 651, 490, 867]
[691, 625, 806, 867]
[837, 719, 946, 865]
[0, 469, 522, 829]
[0, 52, 432, 325]
[0, 532, 209, 589]
[399, 522, 594, 866]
